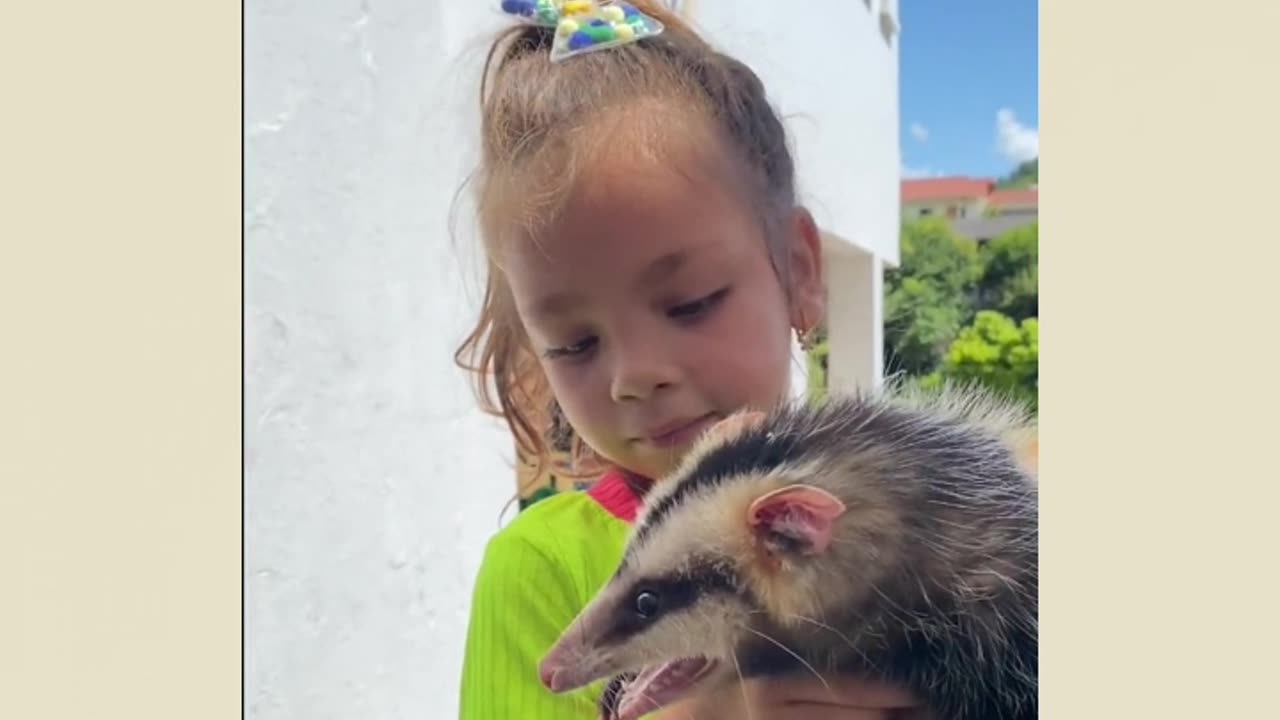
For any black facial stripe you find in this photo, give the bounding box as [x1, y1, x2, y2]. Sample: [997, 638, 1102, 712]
[632, 425, 800, 548]
[629, 397, 1007, 553]
[601, 558, 741, 646]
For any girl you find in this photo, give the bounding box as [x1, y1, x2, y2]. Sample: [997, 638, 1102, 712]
[457, 2, 922, 717]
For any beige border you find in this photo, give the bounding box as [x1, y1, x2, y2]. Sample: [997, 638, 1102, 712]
[1042, 1, 1279, 717]
[4, 1, 1277, 718]
[0, 4, 240, 718]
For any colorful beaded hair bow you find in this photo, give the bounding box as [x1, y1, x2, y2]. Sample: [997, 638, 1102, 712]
[499, 0, 665, 62]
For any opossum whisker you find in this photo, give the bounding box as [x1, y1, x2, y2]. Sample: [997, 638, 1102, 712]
[736, 624, 832, 692]
[778, 612, 877, 669]
[730, 647, 755, 720]
[619, 676, 665, 719]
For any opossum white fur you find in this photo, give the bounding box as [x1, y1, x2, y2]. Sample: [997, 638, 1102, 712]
[539, 382, 1039, 720]
[878, 379, 1038, 480]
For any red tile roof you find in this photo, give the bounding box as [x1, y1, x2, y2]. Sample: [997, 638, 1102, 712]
[987, 188, 1039, 207]
[902, 177, 994, 203]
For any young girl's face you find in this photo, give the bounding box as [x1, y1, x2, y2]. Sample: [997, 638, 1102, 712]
[502, 150, 823, 480]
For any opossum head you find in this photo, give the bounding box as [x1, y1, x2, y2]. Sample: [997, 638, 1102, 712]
[540, 387, 1038, 719]
[538, 410, 863, 719]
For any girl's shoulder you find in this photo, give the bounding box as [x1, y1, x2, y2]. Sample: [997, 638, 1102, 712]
[461, 473, 646, 720]
[481, 470, 644, 581]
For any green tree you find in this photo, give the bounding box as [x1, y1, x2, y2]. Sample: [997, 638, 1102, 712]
[937, 310, 1038, 411]
[978, 222, 1038, 320]
[884, 218, 982, 375]
[888, 217, 983, 297]
[996, 158, 1038, 189]
[885, 277, 969, 376]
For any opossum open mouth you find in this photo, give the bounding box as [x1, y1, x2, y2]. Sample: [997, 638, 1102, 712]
[602, 657, 717, 720]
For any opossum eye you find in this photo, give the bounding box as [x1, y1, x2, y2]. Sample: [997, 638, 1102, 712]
[634, 590, 660, 618]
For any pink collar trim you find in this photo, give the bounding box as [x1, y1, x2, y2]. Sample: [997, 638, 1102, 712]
[586, 469, 651, 524]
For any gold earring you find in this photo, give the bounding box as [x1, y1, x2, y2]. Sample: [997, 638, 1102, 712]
[796, 324, 817, 352]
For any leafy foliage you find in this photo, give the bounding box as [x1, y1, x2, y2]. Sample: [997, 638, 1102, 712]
[885, 277, 969, 376]
[884, 219, 982, 376]
[935, 311, 1038, 411]
[806, 329, 830, 405]
[883, 217, 1038, 411]
[977, 221, 1038, 320]
[996, 157, 1038, 189]
[888, 217, 984, 297]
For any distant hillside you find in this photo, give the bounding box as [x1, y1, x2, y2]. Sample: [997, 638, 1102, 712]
[997, 158, 1038, 189]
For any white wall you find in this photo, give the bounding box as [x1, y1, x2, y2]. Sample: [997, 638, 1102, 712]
[825, 245, 885, 393]
[246, 3, 516, 718]
[686, 0, 901, 266]
[246, 2, 899, 718]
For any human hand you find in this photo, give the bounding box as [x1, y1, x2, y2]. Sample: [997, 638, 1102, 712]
[653, 676, 928, 720]
[743, 676, 928, 720]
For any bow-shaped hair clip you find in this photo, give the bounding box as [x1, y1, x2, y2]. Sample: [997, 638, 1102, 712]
[499, 1, 665, 62]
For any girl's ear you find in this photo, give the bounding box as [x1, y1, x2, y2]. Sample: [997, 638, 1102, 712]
[785, 208, 826, 334]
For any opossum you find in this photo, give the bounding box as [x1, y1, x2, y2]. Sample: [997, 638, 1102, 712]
[538, 383, 1038, 720]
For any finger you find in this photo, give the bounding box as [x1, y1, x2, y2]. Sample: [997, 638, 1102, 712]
[750, 678, 921, 709]
[763, 702, 926, 720]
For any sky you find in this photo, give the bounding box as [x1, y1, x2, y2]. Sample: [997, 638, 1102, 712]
[898, 1, 1038, 181]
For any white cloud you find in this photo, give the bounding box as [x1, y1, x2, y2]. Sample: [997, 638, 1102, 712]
[996, 108, 1039, 164]
[901, 163, 942, 179]
[909, 122, 929, 143]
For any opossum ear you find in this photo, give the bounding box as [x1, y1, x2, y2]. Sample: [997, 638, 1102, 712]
[747, 484, 846, 556]
[702, 410, 767, 445]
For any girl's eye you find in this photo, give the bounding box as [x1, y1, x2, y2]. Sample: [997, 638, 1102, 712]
[669, 287, 730, 320]
[543, 336, 597, 360]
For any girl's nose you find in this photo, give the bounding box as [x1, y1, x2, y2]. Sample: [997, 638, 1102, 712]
[609, 346, 680, 402]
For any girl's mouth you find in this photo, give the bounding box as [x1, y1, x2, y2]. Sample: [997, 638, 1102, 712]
[645, 413, 718, 449]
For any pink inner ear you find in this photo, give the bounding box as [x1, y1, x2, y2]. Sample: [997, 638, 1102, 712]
[747, 485, 847, 555]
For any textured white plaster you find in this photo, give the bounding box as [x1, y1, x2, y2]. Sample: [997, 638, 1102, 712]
[690, 0, 901, 265]
[247, 2, 515, 718]
[246, 2, 897, 718]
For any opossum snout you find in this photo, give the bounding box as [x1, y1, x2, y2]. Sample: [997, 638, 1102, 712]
[539, 660, 570, 693]
[539, 647, 594, 693]
[539, 635, 596, 693]
[539, 610, 616, 693]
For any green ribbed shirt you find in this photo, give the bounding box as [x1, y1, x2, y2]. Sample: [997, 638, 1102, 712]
[459, 472, 642, 719]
